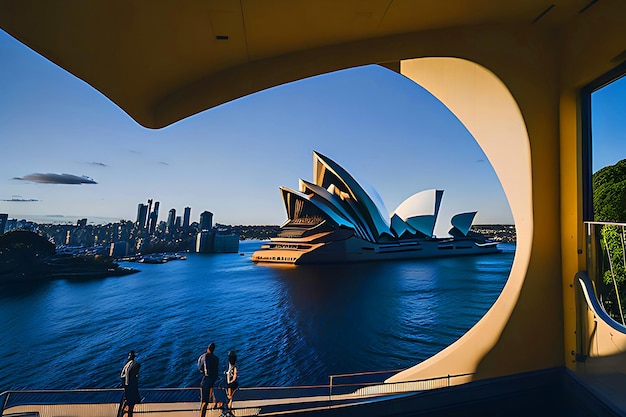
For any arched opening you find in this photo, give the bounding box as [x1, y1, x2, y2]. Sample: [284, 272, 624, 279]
[0, 32, 516, 390]
[389, 57, 532, 383]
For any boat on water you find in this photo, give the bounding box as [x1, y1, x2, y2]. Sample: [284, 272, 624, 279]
[136, 252, 187, 263]
[252, 151, 500, 265]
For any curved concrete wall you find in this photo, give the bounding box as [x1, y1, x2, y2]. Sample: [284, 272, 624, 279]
[574, 272, 626, 408]
[389, 57, 553, 383]
[386, 0, 626, 385]
[577, 272, 626, 359]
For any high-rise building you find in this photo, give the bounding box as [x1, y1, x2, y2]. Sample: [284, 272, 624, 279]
[148, 201, 160, 235]
[146, 199, 153, 228]
[213, 234, 239, 253]
[195, 230, 239, 253]
[110, 241, 129, 258]
[175, 216, 181, 228]
[136, 203, 148, 229]
[199, 211, 213, 231]
[167, 208, 176, 232]
[183, 207, 191, 229]
[77, 218, 87, 227]
[195, 230, 214, 253]
[0, 213, 7, 234]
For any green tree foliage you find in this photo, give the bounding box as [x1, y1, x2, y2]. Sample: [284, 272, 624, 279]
[593, 159, 626, 222]
[599, 225, 626, 322]
[594, 159, 626, 321]
[600, 225, 626, 285]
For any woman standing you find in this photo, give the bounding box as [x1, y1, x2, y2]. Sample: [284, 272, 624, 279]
[225, 351, 239, 409]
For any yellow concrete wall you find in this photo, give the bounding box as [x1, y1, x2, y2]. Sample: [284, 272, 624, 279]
[387, 0, 626, 384]
[558, 1, 626, 379]
[389, 49, 564, 382]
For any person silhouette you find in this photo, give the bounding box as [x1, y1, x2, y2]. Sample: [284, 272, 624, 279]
[197, 342, 219, 416]
[225, 351, 239, 409]
[117, 350, 141, 417]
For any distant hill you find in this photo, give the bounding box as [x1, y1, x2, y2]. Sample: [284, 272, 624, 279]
[593, 159, 626, 222]
[0, 230, 137, 285]
[0, 230, 56, 282]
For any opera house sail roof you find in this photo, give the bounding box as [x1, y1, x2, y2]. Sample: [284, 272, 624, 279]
[252, 151, 499, 264]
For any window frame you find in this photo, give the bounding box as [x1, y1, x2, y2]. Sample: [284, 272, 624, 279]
[581, 62, 626, 221]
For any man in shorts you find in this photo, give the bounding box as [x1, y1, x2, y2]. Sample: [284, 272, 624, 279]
[197, 342, 219, 416]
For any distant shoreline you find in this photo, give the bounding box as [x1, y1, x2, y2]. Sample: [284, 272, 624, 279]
[3, 216, 516, 244]
[5, 214, 127, 226]
[5, 215, 516, 229]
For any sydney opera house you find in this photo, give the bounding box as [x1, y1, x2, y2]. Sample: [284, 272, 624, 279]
[252, 152, 499, 264]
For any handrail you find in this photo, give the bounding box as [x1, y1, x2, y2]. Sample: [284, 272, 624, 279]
[576, 271, 626, 334]
[583, 221, 626, 323]
[0, 387, 200, 414]
[584, 221, 626, 227]
[1, 371, 475, 414]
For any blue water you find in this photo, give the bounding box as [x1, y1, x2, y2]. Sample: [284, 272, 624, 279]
[0, 241, 515, 391]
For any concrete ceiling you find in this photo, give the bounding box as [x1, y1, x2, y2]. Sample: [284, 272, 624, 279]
[0, 0, 615, 128]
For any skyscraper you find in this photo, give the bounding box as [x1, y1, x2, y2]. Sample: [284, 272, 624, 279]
[146, 199, 153, 228]
[148, 201, 160, 235]
[199, 211, 213, 231]
[183, 207, 191, 229]
[136, 203, 148, 229]
[167, 208, 176, 232]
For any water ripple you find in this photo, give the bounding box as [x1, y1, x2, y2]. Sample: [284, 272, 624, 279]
[0, 242, 514, 390]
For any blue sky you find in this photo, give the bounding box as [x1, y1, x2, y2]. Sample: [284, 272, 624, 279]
[592, 74, 626, 173]
[9, 29, 623, 233]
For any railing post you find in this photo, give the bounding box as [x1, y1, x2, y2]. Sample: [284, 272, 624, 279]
[328, 375, 333, 407]
[1, 391, 10, 414]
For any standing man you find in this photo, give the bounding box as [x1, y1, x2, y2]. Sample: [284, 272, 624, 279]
[118, 350, 141, 417]
[197, 342, 219, 416]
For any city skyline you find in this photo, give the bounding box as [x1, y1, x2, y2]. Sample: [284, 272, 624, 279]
[1, 29, 623, 234]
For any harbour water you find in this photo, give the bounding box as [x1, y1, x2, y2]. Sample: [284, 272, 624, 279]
[0, 240, 515, 391]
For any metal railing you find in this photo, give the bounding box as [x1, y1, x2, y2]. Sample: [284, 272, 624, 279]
[328, 369, 473, 397]
[1, 370, 474, 415]
[0, 387, 200, 416]
[585, 221, 626, 324]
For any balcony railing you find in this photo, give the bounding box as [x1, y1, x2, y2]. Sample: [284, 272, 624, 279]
[585, 221, 626, 325]
[0, 371, 474, 416]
